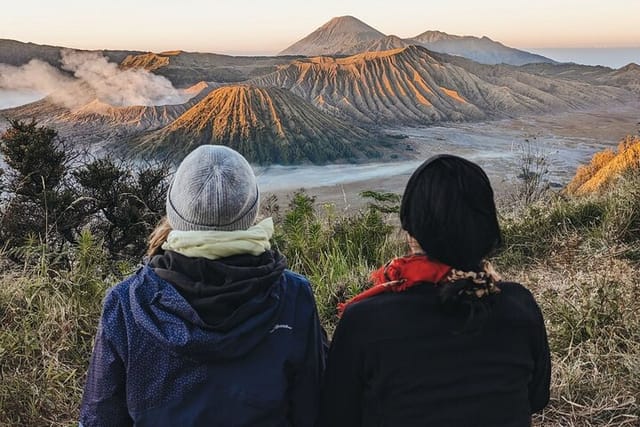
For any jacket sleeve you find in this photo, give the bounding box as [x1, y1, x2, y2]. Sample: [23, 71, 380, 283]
[318, 306, 364, 427]
[80, 290, 133, 427]
[529, 301, 551, 413]
[288, 289, 327, 427]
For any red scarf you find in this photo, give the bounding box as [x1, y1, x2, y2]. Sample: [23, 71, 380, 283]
[337, 255, 452, 317]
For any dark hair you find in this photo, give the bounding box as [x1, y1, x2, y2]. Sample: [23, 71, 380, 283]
[400, 154, 502, 271]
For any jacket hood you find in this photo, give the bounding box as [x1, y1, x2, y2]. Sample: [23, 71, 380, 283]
[129, 251, 287, 360]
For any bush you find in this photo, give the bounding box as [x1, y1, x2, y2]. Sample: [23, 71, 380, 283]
[0, 120, 170, 263]
[497, 196, 606, 267]
[512, 137, 551, 207]
[567, 136, 640, 195]
[271, 190, 401, 327]
[74, 157, 170, 259]
[0, 120, 87, 250]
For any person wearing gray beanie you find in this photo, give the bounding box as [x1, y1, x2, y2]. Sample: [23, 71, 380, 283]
[166, 145, 260, 232]
[81, 145, 326, 427]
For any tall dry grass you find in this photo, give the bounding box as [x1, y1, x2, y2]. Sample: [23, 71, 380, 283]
[1, 177, 639, 425]
[0, 232, 121, 426]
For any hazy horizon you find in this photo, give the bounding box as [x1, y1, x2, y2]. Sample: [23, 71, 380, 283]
[2, 1, 639, 59]
[2, 37, 637, 69]
[527, 48, 640, 69]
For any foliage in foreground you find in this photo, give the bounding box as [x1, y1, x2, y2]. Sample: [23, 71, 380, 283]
[1, 178, 640, 426]
[0, 119, 170, 261]
[566, 135, 640, 195]
[0, 232, 118, 426]
[266, 191, 402, 327]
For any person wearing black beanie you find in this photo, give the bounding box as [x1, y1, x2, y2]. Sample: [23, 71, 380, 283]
[320, 154, 550, 427]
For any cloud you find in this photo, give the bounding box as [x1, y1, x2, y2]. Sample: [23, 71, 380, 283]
[0, 50, 190, 108]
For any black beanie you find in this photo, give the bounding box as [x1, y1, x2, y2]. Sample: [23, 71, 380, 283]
[399, 154, 501, 270]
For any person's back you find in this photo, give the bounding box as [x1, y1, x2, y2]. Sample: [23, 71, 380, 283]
[82, 259, 322, 426]
[80, 145, 326, 427]
[321, 282, 548, 427]
[319, 154, 550, 427]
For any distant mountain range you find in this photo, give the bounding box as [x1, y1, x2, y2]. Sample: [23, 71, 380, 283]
[119, 51, 294, 87]
[0, 38, 138, 67]
[1, 19, 639, 165]
[409, 30, 553, 66]
[279, 16, 554, 66]
[253, 46, 629, 126]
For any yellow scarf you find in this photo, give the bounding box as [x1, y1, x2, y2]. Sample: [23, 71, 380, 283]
[162, 218, 274, 260]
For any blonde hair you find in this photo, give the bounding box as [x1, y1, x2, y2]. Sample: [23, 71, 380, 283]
[146, 217, 172, 258]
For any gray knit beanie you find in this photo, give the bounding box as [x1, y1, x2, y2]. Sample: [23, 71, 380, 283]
[166, 145, 260, 231]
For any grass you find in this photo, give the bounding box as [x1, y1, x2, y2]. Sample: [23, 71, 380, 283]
[497, 171, 640, 426]
[0, 232, 120, 426]
[268, 191, 402, 329]
[508, 256, 640, 426]
[1, 178, 639, 426]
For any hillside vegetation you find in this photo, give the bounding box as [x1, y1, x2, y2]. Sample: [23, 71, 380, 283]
[567, 135, 640, 195]
[1, 126, 639, 425]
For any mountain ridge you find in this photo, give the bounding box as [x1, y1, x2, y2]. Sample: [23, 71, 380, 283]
[0, 38, 139, 67]
[408, 31, 554, 66]
[253, 45, 628, 126]
[119, 50, 295, 87]
[131, 85, 392, 164]
[278, 16, 554, 65]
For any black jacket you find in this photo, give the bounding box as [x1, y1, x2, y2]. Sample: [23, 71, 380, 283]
[319, 282, 550, 427]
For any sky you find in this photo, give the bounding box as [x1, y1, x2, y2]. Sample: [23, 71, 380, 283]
[2, 0, 639, 56]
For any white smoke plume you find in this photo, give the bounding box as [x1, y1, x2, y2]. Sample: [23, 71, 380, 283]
[0, 50, 191, 108]
[0, 59, 74, 106]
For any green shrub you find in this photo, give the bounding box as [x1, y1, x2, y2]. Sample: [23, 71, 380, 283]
[0, 119, 87, 251]
[73, 157, 169, 259]
[0, 120, 170, 262]
[271, 190, 401, 328]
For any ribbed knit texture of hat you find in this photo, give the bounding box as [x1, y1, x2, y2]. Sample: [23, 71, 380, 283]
[166, 145, 260, 231]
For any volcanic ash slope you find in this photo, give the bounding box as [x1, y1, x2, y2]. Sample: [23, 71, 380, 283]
[131, 85, 391, 164]
[253, 46, 629, 126]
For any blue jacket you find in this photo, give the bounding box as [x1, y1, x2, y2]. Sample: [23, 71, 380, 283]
[80, 263, 325, 426]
